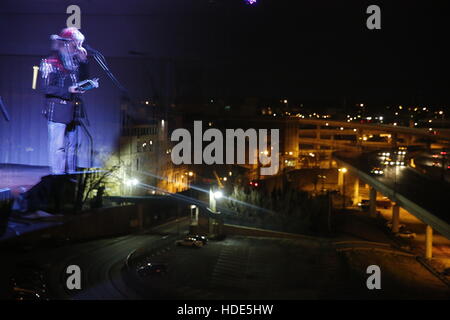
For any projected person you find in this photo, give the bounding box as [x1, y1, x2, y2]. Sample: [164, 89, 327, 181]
[40, 27, 98, 174]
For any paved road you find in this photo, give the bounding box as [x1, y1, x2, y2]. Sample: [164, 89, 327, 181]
[124, 236, 372, 300]
[413, 150, 450, 184]
[2, 216, 448, 299]
[0, 218, 189, 300]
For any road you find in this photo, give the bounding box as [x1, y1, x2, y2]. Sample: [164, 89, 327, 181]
[341, 151, 450, 227]
[1, 215, 449, 299]
[0, 218, 189, 300]
[413, 150, 450, 183]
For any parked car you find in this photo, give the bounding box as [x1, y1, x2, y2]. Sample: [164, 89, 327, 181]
[190, 235, 208, 245]
[137, 263, 167, 277]
[176, 237, 204, 248]
[397, 230, 417, 239]
[358, 199, 370, 211]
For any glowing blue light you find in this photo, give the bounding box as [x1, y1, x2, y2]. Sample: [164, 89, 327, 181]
[245, 0, 257, 5]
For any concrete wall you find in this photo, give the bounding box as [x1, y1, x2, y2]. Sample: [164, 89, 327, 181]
[5, 198, 189, 244]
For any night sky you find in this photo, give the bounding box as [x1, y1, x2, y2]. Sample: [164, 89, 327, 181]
[2, 0, 450, 109]
[196, 0, 450, 108]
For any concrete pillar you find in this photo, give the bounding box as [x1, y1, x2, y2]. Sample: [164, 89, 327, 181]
[369, 187, 377, 217]
[356, 129, 363, 146]
[209, 189, 216, 212]
[353, 178, 360, 205]
[392, 204, 400, 233]
[190, 205, 199, 226]
[315, 125, 321, 150]
[338, 170, 344, 188]
[425, 225, 433, 259]
[391, 133, 398, 149]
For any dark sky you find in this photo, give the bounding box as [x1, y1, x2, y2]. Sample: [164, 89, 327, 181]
[196, 0, 450, 108]
[1, 0, 449, 108]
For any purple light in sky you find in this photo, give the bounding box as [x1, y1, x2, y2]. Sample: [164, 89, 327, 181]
[245, 0, 257, 5]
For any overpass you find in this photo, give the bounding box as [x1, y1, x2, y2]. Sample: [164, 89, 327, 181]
[291, 118, 450, 142]
[279, 117, 448, 171]
[333, 151, 450, 259]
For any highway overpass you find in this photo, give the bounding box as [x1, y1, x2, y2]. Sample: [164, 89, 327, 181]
[334, 151, 450, 259]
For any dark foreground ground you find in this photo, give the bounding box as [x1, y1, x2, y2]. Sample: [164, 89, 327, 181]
[1, 217, 448, 300]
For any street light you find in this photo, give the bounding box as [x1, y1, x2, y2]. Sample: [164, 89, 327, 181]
[124, 177, 139, 196]
[124, 178, 139, 186]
